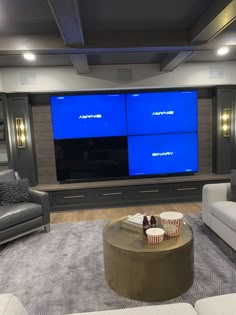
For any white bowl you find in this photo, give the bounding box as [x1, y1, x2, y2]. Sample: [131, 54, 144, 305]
[160, 211, 183, 236]
[146, 228, 165, 244]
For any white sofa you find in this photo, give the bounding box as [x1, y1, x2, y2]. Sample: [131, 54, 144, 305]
[202, 182, 236, 251]
[0, 294, 27, 315]
[1, 293, 236, 315]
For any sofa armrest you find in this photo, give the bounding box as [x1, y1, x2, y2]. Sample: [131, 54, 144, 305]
[202, 183, 230, 206]
[202, 183, 230, 224]
[0, 294, 28, 315]
[195, 293, 236, 315]
[29, 188, 50, 224]
[29, 188, 48, 205]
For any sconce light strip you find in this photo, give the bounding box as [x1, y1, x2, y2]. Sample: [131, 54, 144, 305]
[15, 117, 26, 148]
[222, 108, 231, 138]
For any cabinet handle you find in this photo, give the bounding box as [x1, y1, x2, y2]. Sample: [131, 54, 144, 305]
[139, 190, 160, 193]
[177, 187, 197, 191]
[63, 195, 84, 199]
[102, 192, 122, 196]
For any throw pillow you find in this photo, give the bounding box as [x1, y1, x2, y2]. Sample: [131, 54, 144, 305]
[230, 169, 236, 201]
[0, 178, 30, 205]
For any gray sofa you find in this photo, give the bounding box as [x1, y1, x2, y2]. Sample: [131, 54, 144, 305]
[202, 182, 236, 251]
[0, 169, 50, 245]
[1, 293, 236, 315]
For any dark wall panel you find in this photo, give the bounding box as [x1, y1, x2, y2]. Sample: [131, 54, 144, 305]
[212, 88, 235, 173]
[6, 96, 37, 185]
[0, 94, 10, 171]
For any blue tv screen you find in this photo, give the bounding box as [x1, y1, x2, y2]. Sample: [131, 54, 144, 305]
[50, 90, 199, 182]
[126, 91, 198, 135]
[50, 94, 127, 139]
[128, 133, 198, 176]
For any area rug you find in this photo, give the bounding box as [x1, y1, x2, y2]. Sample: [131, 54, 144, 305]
[0, 214, 236, 315]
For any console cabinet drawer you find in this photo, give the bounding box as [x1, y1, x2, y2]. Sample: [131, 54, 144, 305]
[54, 190, 92, 206]
[170, 183, 202, 196]
[48, 178, 226, 211]
[133, 185, 166, 201]
[95, 188, 130, 203]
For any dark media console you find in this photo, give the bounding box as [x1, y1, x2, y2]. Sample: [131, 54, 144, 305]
[44, 88, 227, 212]
[35, 174, 230, 212]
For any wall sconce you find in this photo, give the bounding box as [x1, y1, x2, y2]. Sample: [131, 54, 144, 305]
[15, 117, 26, 148]
[221, 108, 231, 137]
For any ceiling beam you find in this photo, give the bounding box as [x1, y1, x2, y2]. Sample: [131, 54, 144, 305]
[2, 34, 236, 55]
[190, 0, 236, 43]
[160, 51, 194, 71]
[0, 34, 210, 54]
[70, 54, 89, 73]
[47, 0, 89, 74]
[70, 54, 88, 74]
[47, 0, 85, 45]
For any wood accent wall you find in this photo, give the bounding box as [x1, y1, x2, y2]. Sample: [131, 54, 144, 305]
[198, 98, 212, 173]
[32, 105, 57, 184]
[32, 98, 212, 184]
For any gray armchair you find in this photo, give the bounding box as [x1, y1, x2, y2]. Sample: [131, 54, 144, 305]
[0, 169, 50, 245]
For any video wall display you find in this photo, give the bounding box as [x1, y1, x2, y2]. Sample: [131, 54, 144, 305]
[126, 92, 197, 135]
[51, 94, 127, 139]
[50, 90, 198, 182]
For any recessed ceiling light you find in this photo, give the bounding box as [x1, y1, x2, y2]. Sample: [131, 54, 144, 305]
[217, 47, 229, 56]
[23, 52, 36, 61]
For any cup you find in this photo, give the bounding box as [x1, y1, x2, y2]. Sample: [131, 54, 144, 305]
[160, 211, 183, 236]
[146, 228, 165, 244]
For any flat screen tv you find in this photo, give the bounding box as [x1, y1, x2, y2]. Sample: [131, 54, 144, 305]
[126, 91, 198, 135]
[50, 90, 198, 182]
[128, 133, 198, 176]
[54, 137, 129, 181]
[50, 94, 127, 139]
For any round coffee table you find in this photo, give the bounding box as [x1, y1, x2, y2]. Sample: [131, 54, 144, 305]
[103, 217, 194, 302]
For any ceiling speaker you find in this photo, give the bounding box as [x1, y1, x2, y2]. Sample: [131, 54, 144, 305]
[208, 66, 224, 79]
[117, 68, 133, 82]
[19, 71, 37, 85]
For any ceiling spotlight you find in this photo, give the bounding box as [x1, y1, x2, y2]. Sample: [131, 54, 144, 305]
[23, 52, 36, 61]
[217, 47, 229, 56]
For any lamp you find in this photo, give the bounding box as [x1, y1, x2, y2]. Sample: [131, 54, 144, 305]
[15, 117, 26, 148]
[221, 108, 231, 137]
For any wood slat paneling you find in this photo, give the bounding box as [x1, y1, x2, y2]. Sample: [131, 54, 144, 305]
[32, 105, 57, 184]
[198, 98, 212, 173]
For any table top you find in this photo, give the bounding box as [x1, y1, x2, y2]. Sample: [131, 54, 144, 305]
[103, 216, 193, 253]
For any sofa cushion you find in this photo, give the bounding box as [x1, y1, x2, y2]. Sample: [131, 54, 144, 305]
[0, 178, 30, 205]
[195, 293, 236, 315]
[230, 169, 236, 201]
[210, 201, 236, 232]
[0, 169, 16, 182]
[0, 293, 28, 315]
[68, 304, 197, 315]
[0, 203, 42, 231]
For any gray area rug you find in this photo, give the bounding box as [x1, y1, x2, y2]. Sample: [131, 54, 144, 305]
[0, 214, 235, 315]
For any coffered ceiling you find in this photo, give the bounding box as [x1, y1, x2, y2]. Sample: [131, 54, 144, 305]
[1, 0, 236, 73]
